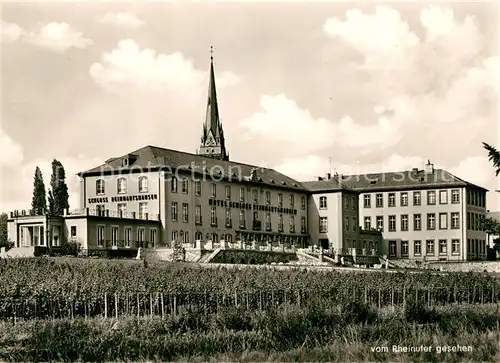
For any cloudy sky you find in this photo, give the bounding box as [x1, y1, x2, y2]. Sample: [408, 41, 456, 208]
[1, 0, 499, 213]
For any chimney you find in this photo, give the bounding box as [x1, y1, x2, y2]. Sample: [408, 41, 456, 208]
[425, 160, 434, 174]
[318, 176, 324, 181]
[412, 168, 419, 174]
[327, 173, 331, 180]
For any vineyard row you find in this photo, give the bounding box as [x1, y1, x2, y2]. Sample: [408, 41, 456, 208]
[1, 285, 498, 321]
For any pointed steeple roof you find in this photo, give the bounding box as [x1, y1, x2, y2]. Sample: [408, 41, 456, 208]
[204, 50, 220, 139]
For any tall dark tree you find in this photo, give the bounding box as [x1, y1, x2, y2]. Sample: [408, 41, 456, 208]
[0, 213, 13, 250]
[31, 166, 47, 215]
[483, 142, 500, 176]
[49, 159, 70, 216]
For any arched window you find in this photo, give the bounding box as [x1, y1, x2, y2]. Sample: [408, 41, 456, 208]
[117, 177, 127, 194]
[195, 232, 203, 241]
[212, 233, 218, 243]
[226, 234, 232, 243]
[96, 179, 105, 195]
[184, 231, 189, 243]
[138, 176, 148, 193]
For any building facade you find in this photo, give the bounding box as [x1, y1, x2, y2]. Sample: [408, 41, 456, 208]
[5, 56, 489, 262]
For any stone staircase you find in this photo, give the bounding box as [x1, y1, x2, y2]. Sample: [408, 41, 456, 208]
[198, 248, 221, 263]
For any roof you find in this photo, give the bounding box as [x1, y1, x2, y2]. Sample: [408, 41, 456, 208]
[301, 177, 358, 193]
[78, 145, 306, 191]
[302, 169, 488, 193]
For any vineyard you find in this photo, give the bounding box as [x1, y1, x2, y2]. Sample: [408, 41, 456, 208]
[1, 257, 500, 320]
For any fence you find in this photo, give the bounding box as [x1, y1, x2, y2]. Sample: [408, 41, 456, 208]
[0, 285, 498, 321]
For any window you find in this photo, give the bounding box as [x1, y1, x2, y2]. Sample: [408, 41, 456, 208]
[171, 177, 178, 193]
[345, 197, 350, 209]
[111, 227, 118, 247]
[376, 193, 383, 208]
[171, 202, 178, 221]
[210, 206, 217, 226]
[290, 194, 295, 208]
[413, 191, 421, 206]
[278, 193, 283, 207]
[182, 203, 189, 223]
[171, 230, 178, 242]
[401, 241, 409, 257]
[290, 215, 295, 233]
[97, 225, 104, 246]
[125, 227, 132, 247]
[426, 240, 435, 255]
[118, 203, 127, 217]
[345, 216, 350, 231]
[138, 176, 148, 193]
[352, 217, 357, 232]
[240, 187, 245, 202]
[71, 226, 77, 237]
[427, 213, 436, 230]
[266, 212, 272, 231]
[301, 216, 306, 233]
[139, 202, 148, 219]
[301, 196, 306, 210]
[117, 178, 127, 194]
[439, 213, 447, 229]
[239, 210, 246, 228]
[452, 239, 460, 254]
[181, 178, 188, 194]
[182, 230, 188, 244]
[388, 193, 396, 207]
[389, 241, 397, 257]
[451, 212, 460, 229]
[226, 234, 232, 243]
[467, 212, 471, 229]
[96, 204, 105, 216]
[439, 190, 448, 204]
[253, 189, 258, 203]
[364, 216, 371, 230]
[278, 214, 284, 232]
[96, 179, 105, 195]
[150, 229, 157, 247]
[401, 214, 408, 231]
[212, 233, 219, 243]
[364, 194, 371, 208]
[439, 239, 447, 254]
[319, 217, 328, 233]
[414, 214, 421, 231]
[414, 240, 422, 256]
[225, 208, 231, 227]
[389, 215, 396, 232]
[195, 180, 201, 196]
[352, 196, 357, 209]
[427, 191, 436, 205]
[319, 196, 327, 209]
[195, 231, 203, 241]
[225, 185, 231, 200]
[211, 183, 216, 198]
[195, 205, 202, 224]
[400, 192, 408, 207]
[376, 216, 384, 231]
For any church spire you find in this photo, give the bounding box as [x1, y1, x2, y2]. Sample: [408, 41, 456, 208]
[198, 47, 229, 161]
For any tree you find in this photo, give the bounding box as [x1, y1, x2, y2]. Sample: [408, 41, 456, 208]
[31, 166, 47, 215]
[482, 217, 500, 251]
[483, 142, 500, 176]
[48, 159, 70, 216]
[0, 213, 14, 250]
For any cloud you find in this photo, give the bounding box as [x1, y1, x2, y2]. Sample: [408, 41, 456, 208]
[1, 20, 23, 43]
[25, 22, 93, 52]
[238, 94, 402, 154]
[0, 130, 24, 168]
[324, 6, 420, 70]
[99, 12, 144, 28]
[89, 39, 239, 93]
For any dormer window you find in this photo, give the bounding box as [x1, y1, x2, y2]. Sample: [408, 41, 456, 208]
[122, 158, 129, 167]
[117, 178, 127, 194]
